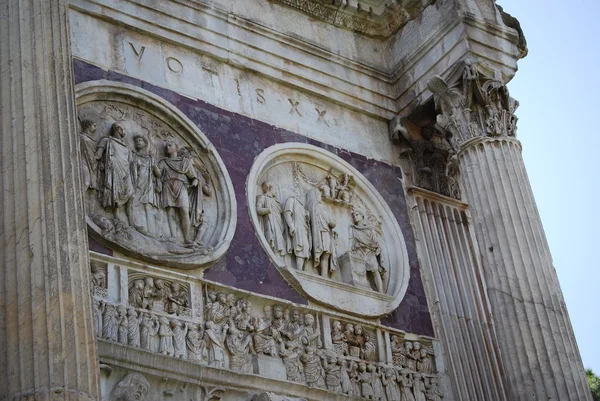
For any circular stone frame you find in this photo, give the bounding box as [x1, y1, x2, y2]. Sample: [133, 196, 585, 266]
[76, 80, 237, 270]
[247, 143, 410, 317]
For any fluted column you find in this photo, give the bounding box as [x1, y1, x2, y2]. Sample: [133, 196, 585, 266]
[0, 1, 100, 401]
[458, 137, 591, 401]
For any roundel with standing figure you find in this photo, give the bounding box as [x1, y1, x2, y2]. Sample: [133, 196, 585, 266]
[75, 80, 236, 269]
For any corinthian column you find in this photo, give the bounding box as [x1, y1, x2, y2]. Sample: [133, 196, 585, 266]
[0, 1, 100, 401]
[429, 65, 592, 401]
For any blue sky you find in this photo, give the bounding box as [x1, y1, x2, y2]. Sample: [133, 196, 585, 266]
[499, 0, 600, 372]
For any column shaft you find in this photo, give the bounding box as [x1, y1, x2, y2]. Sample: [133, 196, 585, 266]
[459, 137, 591, 401]
[0, 1, 100, 400]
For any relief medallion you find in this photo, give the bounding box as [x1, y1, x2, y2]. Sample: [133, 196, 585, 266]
[248, 143, 410, 317]
[76, 80, 236, 269]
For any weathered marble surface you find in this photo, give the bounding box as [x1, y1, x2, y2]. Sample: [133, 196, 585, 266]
[74, 59, 434, 336]
[75, 80, 237, 269]
[91, 253, 443, 401]
[247, 143, 411, 317]
[0, 0, 100, 400]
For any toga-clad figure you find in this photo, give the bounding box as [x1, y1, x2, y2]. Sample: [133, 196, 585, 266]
[256, 181, 286, 257]
[131, 135, 157, 235]
[155, 142, 199, 245]
[284, 196, 311, 271]
[305, 187, 337, 277]
[78, 118, 98, 191]
[96, 122, 135, 223]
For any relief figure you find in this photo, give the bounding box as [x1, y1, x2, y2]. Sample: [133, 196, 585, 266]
[284, 196, 312, 271]
[131, 135, 158, 235]
[306, 188, 338, 277]
[348, 208, 386, 293]
[256, 181, 286, 257]
[96, 122, 134, 224]
[155, 142, 199, 245]
[79, 118, 99, 191]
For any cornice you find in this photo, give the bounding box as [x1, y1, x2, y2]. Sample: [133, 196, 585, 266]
[69, 0, 522, 120]
[270, 0, 436, 38]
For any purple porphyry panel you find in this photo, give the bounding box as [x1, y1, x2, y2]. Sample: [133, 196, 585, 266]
[74, 59, 433, 336]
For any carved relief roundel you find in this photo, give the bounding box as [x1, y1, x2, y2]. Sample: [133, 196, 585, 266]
[248, 143, 410, 317]
[76, 80, 236, 269]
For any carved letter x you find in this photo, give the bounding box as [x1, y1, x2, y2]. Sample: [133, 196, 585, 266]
[316, 108, 329, 126]
[288, 99, 302, 116]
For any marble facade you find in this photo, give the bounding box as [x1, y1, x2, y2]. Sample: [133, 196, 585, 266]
[0, 1, 591, 401]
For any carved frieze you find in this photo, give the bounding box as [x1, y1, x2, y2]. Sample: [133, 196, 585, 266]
[92, 256, 443, 401]
[75, 81, 236, 269]
[247, 143, 410, 317]
[270, 0, 435, 37]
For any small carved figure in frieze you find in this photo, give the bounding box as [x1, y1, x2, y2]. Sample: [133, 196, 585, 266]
[323, 355, 343, 393]
[349, 208, 386, 293]
[390, 336, 406, 369]
[109, 373, 150, 401]
[283, 309, 304, 345]
[129, 280, 146, 309]
[93, 299, 103, 337]
[400, 370, 416, 401]
[411, 342, 422, 371]
[358, 362, 374, 399]
[78, 118, 99, 191]
[252, 305, 279, 356]
[154, 279, 171, 306]
[102, 304, 119, 342]
[90, 261, 107, 289]
[371, 365, 385, 401]
[382, 367, 401, 401]
[158, 316, 175, 356]
[279, 340, 305, 383]
[331, 320, 347, 356]
[349, 361, 361, 397]
[140, 312, 158, 350]
[270, 304, 286, 341]
[225, 319, 254, 373]
[117, 306, 129, 345]
[131, 135, 158, 235]
[186, 323, 205, 363]
[127, 308, 142, 347]
[350, 324, 367, 359]
[413, 373, 427, 401]
[305, 188, 338, 277]
[340, 359, 353, 395]
[362, 334, 377, 361]
[417, 348, 433, 374]
[142, 277, 156, 309]
[165, 282, 188, 315]
[204, 320, 226, 368]
[425, 377, 443, 401]
[343, 323, 357, 357]
[155, 141, 200, 245]
[300, 313, 321, 349]
[256, 181, 287, 257]
[405, 342, 416, 371]
[140, 312, 159, 351]
[283, 196, 312, 271]
[206, 292, 228, 329]
[172, 319, 188, 358]
[224, 293, 238, 322]
[96, 122, 135, 224]
[302, 346, 326, 388]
